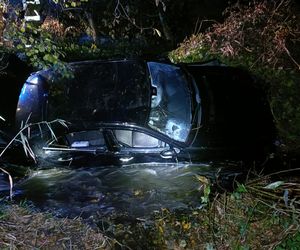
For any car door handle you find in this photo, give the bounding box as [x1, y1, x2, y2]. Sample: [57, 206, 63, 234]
[119, 157, 134, 163]
[160, 149, 177, 159]
[58, 157, 73, 162]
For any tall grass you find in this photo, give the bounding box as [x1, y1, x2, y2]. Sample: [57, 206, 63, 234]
[0, 118, 67, 200]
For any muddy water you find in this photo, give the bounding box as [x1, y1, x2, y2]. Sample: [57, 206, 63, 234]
[1, 162, 245, 219]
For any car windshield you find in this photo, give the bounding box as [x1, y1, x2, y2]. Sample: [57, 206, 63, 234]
[147, 62, 192, 142]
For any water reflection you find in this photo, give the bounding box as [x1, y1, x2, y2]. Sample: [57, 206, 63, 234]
[3, 162, 245, 218]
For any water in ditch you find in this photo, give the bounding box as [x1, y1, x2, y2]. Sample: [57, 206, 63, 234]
[0, 161, 246, 220]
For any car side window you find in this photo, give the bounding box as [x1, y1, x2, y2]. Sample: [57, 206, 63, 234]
[66, 130, 105, 148]
[114, 129, 166, 148]
[132, 132, 160, 148]
[114, 130, 133, 147]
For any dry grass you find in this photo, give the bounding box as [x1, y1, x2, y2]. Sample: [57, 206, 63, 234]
[0, 205, 110, 249]
[170, 0, 300, 71]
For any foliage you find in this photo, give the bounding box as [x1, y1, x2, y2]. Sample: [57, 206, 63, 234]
[0, 4, 69, 75]
[91, 170, 300, 249]
[58, 39, 166, 62]
[170, 0, 300, 70]
[0, 1, 173, 74]
[195, 174, 211, 204]
[1, 0, 231, 56]
[169, 0, 300, 153]
[54, 0, 89, 8]
[14, 25, 65, 69]
[1, 0, 236, 73]
[276, 231, 300, 250]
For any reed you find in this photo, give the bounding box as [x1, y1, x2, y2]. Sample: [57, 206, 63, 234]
[0, 118, 67, 200]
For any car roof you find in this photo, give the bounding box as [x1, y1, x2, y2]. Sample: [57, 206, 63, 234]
[45, 59, 152, 126]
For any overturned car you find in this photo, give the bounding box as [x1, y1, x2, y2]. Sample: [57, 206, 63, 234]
[15, 58, 275, 166]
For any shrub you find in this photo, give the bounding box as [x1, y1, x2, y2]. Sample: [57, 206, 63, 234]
[170, 0, 300, 153]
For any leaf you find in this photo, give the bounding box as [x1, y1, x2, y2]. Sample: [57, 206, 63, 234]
[154, 28, 162, 37]
[26, 51, 33, 57]
[56, 119, 68, 128]
[155, 0, 160, 7]
[179, 240, 187, 248]
[201, 196, 208, 203]
[205, 243, 214, 250]
[38, 45, 45, 53]
[182, 221, 191, 230]
[43, 54, 50, 61]
[263, 181, 284, 190]
[237, 183, 247, 193]
[195, 174, 209, 185]
[45, 122, 57, 141]
[204, 185, 211, 196]
[20, 132, 29, 157]
[38, 124, 43, 138]
[43, 54, 57, 64]
[25, 113, 32, 125]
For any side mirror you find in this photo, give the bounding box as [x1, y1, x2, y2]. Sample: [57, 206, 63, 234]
[160, 148, 180, 159]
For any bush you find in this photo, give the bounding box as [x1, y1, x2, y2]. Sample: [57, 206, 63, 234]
[170, 0, 300, 154]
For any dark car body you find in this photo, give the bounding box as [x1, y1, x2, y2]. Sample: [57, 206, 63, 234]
[15, 58, 274, 166]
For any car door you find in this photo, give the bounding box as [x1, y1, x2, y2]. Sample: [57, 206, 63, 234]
[42, 129, 112, 166]
[110, 129, 178, 165]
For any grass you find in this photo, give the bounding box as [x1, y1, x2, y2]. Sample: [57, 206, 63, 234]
[1, 120, 300, 249]
[0, 203, 110, 249]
